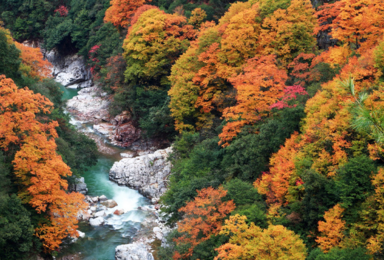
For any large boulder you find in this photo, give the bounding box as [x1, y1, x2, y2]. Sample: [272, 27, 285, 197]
[92, 111, 141, 147]
[114, 209, 125, 215]
[69, 177, 88, 194]
[99, 195, 108, 201]
[109, 147, 172, 201]
[112, 121, 141, 147]
[101, 199, 118, 208]
[94, 210, 107, 218]
[70, 230, 86, 243]
[115, 243, 154, 260]
[153, 227, 163, 240]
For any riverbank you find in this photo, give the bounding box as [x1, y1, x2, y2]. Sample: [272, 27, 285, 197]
[52, 54, 171, 259]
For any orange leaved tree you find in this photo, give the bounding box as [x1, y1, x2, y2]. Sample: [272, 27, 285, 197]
[219, 55, 288, 146]
[14, 42, 52, 80]
[0, 75, 87, 252]
[316, 204, 346, 252]
[174, 186, 236, 259]
[255, 46, 379, 208]
[104, 0, 150, 28]
[315, 0, 384, 53]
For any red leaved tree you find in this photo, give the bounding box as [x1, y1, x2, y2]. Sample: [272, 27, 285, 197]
[54, 6, 69, 16]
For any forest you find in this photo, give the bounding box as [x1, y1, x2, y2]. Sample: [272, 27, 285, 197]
[1, 0, 384, 259]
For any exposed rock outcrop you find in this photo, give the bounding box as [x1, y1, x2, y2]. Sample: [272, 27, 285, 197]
[115, 243, 154, 260]
[45, 49, 93, 89]
[70, 230, 85, 243]
[93, 110, 142, 148]
[69, 177, 88, 194]
[109, 147, 172, 202]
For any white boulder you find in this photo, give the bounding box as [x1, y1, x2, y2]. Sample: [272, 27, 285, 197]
[115, 243, 154, 260]
[109, 147, 172, 199]
[89, 217, 105, 226]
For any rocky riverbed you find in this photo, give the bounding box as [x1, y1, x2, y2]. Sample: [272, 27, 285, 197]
[46, 49, 172, 260]
[73, 192, 172, 260]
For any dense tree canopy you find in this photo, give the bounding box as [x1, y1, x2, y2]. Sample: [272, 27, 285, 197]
[4, 0, 384, 258]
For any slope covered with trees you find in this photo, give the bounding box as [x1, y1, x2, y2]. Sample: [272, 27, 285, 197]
[2, 0, 384, 259]
[0, 24, 97, 259]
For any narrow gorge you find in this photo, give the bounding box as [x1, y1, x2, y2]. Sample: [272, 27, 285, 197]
[49, 52, 170, 260]
[2, 0, 384, 259]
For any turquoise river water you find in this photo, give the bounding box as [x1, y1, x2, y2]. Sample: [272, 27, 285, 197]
[57, 85, 151, 260]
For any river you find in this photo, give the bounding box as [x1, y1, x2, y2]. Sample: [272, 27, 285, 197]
[57, 85, 152, 260]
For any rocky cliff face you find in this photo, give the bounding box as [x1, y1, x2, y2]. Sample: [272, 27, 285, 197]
[45, 49, 93, 89]
[109, 147, 172, 203]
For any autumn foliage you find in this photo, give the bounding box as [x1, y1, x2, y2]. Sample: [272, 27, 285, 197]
[54, 6, 69, 17]
[128, 4, 158, 34]
[259, 0, 317, 66]
[188, 8, 207, 28]
[174, 187, 235, 259]
[123, 7, 195, 85]
[14, 41, 52, 80]
[219, 55, 288, 146]
[255, 47, 379, 206]
[0, 75, 86, 252]
[315, 0, 384, 52]
[168, 0, 317, 137]
[104, 0, 150, 28]
[215, 214, 307, 260]
[316, 204, 346, 252]
[26, 0, 384, 257]
[254, 132, 303, 206]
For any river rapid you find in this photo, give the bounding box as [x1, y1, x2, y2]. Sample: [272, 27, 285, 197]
[57, 85, 152, 260]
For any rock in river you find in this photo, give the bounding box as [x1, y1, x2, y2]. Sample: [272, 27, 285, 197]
[89, 217, 104, 226]
[115, 243, 154, 260]
[101, 199, 118, 208]
[68, 177, 88, 194]
[109, 147, 172, 202]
